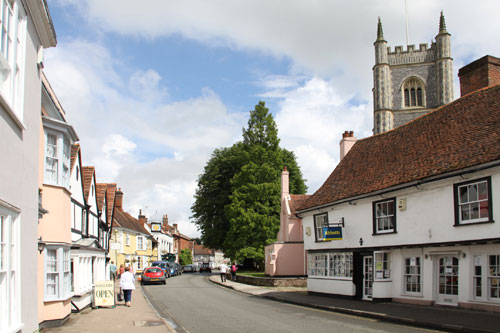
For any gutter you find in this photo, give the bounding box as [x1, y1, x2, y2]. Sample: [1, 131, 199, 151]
[297, 159, 500, 215]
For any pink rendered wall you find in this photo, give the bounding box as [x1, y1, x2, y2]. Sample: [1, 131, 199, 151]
[287, 218, 303, 242]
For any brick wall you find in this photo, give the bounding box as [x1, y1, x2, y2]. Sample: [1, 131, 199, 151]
[459, 55, 500, 96]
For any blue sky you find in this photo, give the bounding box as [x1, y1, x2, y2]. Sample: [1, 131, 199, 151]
[44, 0, 500, 237]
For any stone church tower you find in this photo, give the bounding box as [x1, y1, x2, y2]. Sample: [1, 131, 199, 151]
[373, 12, 454, 135]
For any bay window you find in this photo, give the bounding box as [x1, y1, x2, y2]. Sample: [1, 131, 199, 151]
[44, 130, 70, 188]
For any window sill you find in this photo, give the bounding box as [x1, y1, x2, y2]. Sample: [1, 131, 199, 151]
[374, 279, 392, 282]
[308, 276, 352, 281]
[401, 292, 423, 298]
[0, 91, 25, 131]
[5, 322, 24, 333]
[44, 293, 74, 303]
[372, 231, 397, 236]
[454, 220, 494, 227]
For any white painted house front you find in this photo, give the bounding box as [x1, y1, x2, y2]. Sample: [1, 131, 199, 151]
[297, 56, 500, 311]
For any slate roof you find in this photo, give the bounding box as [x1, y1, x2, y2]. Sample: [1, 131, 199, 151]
[298, 84, 500, 212]
[81, 166, 95, 201]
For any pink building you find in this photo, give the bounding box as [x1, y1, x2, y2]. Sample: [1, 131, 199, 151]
[265, 167, 310, 276]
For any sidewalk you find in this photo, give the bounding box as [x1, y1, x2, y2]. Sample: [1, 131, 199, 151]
[43, 281, 174, 332]
[209, 275, 500, 333]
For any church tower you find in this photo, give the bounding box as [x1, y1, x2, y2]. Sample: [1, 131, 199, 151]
[373, 12, 454, 135]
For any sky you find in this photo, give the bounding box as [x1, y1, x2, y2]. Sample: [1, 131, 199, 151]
[44, 0, 500, 238]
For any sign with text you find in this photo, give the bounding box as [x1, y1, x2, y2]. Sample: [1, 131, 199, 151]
[322, 226, 342, 241]
[94, 281, 115, 307]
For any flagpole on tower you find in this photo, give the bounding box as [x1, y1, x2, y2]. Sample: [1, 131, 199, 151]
[405, 0, 409, 45]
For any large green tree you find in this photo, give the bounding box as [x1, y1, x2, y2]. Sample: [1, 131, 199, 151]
[179, 248, 193, 265]
[191, 101, 307, 264]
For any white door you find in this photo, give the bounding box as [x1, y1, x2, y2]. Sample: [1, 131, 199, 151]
[436, 256, 459, 305]
[363, 256, 373, 300]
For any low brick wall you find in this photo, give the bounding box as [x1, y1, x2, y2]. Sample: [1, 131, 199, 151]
[236, 275, 307, 287]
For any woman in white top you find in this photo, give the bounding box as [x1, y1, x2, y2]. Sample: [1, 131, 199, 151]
[119, 266, 136, 307]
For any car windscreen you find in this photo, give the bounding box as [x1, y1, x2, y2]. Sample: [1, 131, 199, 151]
[147, 268, 163, 273]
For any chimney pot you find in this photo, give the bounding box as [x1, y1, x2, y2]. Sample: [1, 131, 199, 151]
[340, 130, 357, 161]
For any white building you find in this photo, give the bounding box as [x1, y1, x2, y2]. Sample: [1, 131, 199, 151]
[0, 1, 56, 330]
[149, 219, 174, 261]
[297, 56, 500, 311]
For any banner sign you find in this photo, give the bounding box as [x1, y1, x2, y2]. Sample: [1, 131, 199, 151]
[94, 281, 115, 307]
[322, 226, 342, 241]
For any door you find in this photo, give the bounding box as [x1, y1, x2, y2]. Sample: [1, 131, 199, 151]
[436, 256, 459, 305]
[363, 256, 373, 300]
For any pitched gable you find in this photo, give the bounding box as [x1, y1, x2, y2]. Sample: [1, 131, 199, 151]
[299, 84, 500, 211]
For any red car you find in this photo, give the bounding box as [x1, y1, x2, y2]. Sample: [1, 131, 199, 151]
[141, 267, 166, 285]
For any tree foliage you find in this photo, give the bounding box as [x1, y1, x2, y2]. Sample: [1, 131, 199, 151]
[179, 248, 193, 265]
[191, 101, 307, 266]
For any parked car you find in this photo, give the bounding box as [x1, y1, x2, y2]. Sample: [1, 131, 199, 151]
[199, 262, 212, 273]
[165, 262, 177, 276]
[175, 263, 183, 275]
[151, 261, 171, 278]
[141, 267, 166, 285]
[183, 264, 197, 272]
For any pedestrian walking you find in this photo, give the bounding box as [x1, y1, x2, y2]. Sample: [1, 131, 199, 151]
[230, 263, 237, 281]
[120, 266, 135, 307]
[110, 261, 117, 280]
[219, 262, 228, 282]
[118, 264, 124, 279]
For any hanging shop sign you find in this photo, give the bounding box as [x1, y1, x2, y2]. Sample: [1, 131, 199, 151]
[322, 226, 343, 241]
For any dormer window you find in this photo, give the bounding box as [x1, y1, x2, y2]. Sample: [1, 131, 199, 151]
[403, 78, 425, 108]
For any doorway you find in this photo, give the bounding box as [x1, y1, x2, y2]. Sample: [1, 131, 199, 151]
[435, 256, 459, 305]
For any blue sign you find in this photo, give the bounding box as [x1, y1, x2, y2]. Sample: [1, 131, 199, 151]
[322, 226, 342, 241]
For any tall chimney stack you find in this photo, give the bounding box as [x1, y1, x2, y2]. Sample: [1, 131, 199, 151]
[138, 209, 147, 226]
[114, 188, 123, 209]
[281, 166, 289, 200]
[458, 55, 500, 97]
[339, 131, 356, 161]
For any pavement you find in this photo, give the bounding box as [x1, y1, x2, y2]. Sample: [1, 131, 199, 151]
[209, 275, 500, 333]
[42, 275, 500, 333]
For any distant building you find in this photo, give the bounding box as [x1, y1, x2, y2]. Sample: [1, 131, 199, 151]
[373, 12, 453, 134]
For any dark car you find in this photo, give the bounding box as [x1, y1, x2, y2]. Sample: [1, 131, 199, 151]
[151, 261, 171, 278]
[183, 264, 197, 272]
[199, 262, 212, 273]
[175, 263, 183, 275]
[141, 267, 166, 285]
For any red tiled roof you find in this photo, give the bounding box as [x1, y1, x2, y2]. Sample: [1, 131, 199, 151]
[289, 194, 311, 216]
[193, 244, 214, 255]
[113, 208, 152, 236]
[299, 84, 500, 211]
[95, 184, 107, 212]
[81, 166, 95, 201]
[70, 144, 80, 173]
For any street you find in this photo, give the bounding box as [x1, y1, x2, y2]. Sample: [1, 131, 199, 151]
[141, 273, 437, 333]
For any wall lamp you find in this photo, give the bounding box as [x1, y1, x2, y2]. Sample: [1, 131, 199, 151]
[38, 237, 46, 253]
[359, 238, 364, 246]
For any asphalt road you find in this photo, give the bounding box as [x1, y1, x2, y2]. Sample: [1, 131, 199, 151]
[141, 273, 438, 333]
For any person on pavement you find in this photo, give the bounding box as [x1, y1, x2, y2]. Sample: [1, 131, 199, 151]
[231, 263, 237, 281]
[219, 262, 228, 282]
[120, 266, 135, 307]
[110, 261, 117, 280]
[118, 264, 125, 279]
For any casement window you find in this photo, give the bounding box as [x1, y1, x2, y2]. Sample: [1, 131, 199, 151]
[314, 213, 328, 241]
[374, 251, 391, 280]
[402, 77, 425, 108]
[308, 252, 353, 278]
[125, 234, 130, 246]
[404, 257, 422, 294]
[81, 209, 87, 235]
[373, 198, 396, 234]
[136, 236, 145, 251]
[136, 256, 147, 270]
[44, 247, 71, 301]
[454, 177, 492, 225]
[0, 204, 20, 332]
[0, 0, 26, 127]
[44, 130, 71, 188]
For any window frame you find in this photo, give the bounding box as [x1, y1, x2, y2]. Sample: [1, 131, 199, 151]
[453, 177, 493, 226]
[44, 246, 72, 302]
[374, 251, 391, 281]
[136, 235, 145, 251]
[372, 197, 397, 235]
[308, 251, 353, 279]
[0, 202, 20, 332]
[403, 256, 422, 295]
[402, 77, 425, 108]
[313, 212, 329, 242]
[43, 129, 71, 189]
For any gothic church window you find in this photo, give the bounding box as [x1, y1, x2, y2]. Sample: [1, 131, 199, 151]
[403, 78, 425, 108]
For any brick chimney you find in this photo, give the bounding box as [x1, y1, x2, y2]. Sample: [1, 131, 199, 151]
[162, 214, 169, 226]
[281, 166, 289, 200]
[173, 223, 178, 232]
[138, 209, 147, 226]
[114, 188, 123, 209]
[339, 131, 356, 160]
[458, 55, 500, 97]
